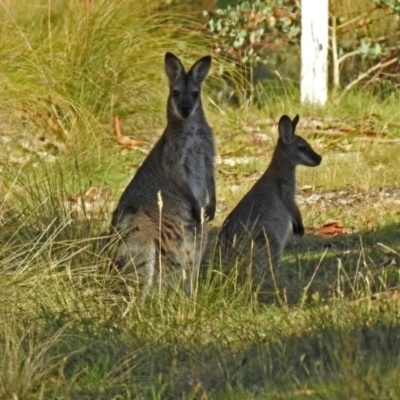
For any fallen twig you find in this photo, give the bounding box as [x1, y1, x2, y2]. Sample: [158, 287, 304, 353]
[114, 115, 142, 149]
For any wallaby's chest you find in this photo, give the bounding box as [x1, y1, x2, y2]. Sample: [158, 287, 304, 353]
[276, 178, 296, 199]
[164, 127, 210, 168]
[163, 125, 212, 204]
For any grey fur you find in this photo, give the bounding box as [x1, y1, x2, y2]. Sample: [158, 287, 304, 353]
[218, 114, 322, 273]
[110, 52, 216, 299]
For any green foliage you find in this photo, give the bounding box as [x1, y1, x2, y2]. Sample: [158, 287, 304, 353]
[203, 0, 300, 68]
[203, 0, 400, 93]
[375, 0, 400, 12]
[332, 1, 400, 61]
[330, 0, 400, 92]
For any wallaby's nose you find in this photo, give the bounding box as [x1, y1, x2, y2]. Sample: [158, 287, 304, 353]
[314, 153, 322, 166]
[180, 106, 192, 119]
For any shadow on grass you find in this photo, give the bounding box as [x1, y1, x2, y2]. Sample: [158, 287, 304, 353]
[202, 221, 400, 306]
[283, 221, 400, 302]
[30, 302, 400, 399]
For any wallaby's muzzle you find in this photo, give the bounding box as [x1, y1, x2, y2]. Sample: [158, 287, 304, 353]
[180, 106, 192, 119]
[308, 150, 322, 167]
[314, 153, 322, 166]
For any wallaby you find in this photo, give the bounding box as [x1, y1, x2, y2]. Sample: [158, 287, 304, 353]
[110, 52, 216, 299]
[218, 114, 322, 276]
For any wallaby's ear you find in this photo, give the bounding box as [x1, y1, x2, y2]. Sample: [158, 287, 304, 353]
[165, 52, 185, 84]
[278, 115, 295, 144]
[188, 55, 212, 84]
[292, 114, 300, 130]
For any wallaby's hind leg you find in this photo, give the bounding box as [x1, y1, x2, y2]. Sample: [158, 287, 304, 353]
[160, 224, 207, 296]
[249, 230, 283, 301]
[253, 228, 282, 269]
[113, 215, 157, 302]
[183, 225, 208, 295]
[114, 234, 157, 303]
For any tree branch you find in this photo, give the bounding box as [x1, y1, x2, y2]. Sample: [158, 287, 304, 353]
[335, 12, 370, 31]
[330, 15, 340, 88]
[337, 36, 400, 66]
[337, 49, 360, 66]
[341, 57, 399, 96]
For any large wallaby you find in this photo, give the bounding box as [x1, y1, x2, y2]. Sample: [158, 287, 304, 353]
[110, 52, 216, 299]
[218, 114, 322, 275]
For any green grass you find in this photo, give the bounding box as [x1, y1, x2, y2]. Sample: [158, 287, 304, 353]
[0, 0, 400, 399]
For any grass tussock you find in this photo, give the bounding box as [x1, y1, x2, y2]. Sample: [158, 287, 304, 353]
[0, 0, 242, 154]
[0, 0, 399, 399]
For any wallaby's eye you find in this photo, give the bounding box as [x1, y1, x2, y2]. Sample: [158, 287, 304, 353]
[172, 90, 180, 97]
[192, 91, 199, 98]
[298, 145, 307, 152]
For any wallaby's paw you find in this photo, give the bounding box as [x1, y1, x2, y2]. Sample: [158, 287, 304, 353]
[191, 205, 202, 224]
[293, 224, 305, 237]
[205, 201, 216, 221]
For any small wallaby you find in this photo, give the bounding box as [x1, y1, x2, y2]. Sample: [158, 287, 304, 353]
[110, 52, 216, 299]
[218, 114, 322, 274]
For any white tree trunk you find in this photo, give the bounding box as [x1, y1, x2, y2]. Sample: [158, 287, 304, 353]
[300, 0, 329, 105]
